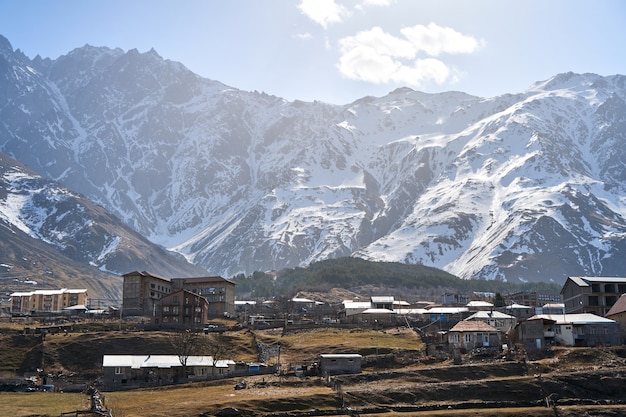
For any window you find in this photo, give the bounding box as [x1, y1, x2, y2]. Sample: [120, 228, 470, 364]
[591, 284, 601, 293]
[151, 283, 155, 289]
[464, 333, 472, 343]
[115, 367, 124, 375]
[172, 306, 179, 314]
[588, 296, 599, 306]
[163, 306, 170, 313]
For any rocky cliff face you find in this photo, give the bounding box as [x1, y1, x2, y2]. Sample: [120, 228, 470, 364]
[1, 34, 625, 283]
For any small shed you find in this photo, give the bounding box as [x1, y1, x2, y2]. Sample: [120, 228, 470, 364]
[319, 354, 362, 375]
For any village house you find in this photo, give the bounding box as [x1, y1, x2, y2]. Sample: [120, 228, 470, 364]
[516, 313, 619, 349]
[504, 303, 535, 321]
[101, 354, 235, 391]
[540, 303, 565, 315]
[561, 276, 626, 316]
[464, 310, 517, 334]
[10, 288, 88, 315]
[605, 293, 626, 345]
[319, 354, 362, 375]
[466, 300, 494, 311]
[447, 320, 500, 352]
[340, 296, 399, 324]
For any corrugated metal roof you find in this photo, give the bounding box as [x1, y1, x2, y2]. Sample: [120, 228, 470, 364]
[449, 320, 499, 332]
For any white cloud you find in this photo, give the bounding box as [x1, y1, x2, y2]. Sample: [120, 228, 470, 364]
[298, 0, 350, 28]
[337, 24, 483, 88]
[361, 0, 394, 6]
[401, 23, 483, 57]
[295, 33, 313, 40]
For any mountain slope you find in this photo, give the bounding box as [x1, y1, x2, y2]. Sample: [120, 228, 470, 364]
[1, 34, 626, 283]
[0, 152, 208, 300]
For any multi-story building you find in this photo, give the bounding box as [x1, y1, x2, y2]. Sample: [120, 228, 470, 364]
[171, 276, 236, 317]
[122, 272, 236, 320]
[157, 289, 209, 327]
[561, 276, 626, 316]
[122, 271, 172, 317]
[507, 291, 562, 308]
[10, 288, 88, 315]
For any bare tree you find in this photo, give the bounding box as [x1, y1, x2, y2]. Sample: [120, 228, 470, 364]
[204, 332, 227, 367]
[169, 329, 201, 376]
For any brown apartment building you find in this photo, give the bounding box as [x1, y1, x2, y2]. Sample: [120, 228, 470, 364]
[122, 271, 236, 320]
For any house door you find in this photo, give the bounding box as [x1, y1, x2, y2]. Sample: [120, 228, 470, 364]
[482, 334, 490, 347]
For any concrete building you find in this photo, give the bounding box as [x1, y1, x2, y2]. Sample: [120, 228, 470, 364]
[319, 354, 362, 375]
[561, 276, 626, 316]
[518, 313, 619, 347]
[10, 288, 88, 315]
[101, 355, 235, 390]
[447, 320, 500, 352]
[122, 271, 172, 318]
[171, 276, 236, 317]
[606, 294, 626, 345]
[465, 310, 517, 334]
[158, 289, 209, 328]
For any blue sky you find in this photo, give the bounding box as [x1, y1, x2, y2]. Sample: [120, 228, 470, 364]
[0, 0, 624, 104]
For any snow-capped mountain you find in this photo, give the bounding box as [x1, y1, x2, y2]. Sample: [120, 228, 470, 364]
[0, 151, 208, 299]
[1, 34, 625, 284]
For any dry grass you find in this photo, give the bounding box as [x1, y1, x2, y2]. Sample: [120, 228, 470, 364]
[257, 327, 422, 365]
[0, 392, 88, 417]
[105, 375, 338, 417]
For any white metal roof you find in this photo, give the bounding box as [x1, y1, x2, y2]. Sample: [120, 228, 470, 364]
[102, 355, 217, 369]
[426, 307, 469, 314]
[371, 296, 394, 303]
[529, 313, 617, 325]
[466, 310, 515, 320]
[320, 354, 362, 359]
[467, 300, 494, 307]
[361, 308, 394, 314]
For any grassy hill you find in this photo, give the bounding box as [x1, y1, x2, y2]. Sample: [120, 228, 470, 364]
[233, 257, 562, 299]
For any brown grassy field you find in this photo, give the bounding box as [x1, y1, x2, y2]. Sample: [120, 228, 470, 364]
[2, 324, 626, 417]
[0, 391, 88, 417]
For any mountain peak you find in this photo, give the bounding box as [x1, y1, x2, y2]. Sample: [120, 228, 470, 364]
[0, 34, 13, 58]
[0, 34, 624, 285]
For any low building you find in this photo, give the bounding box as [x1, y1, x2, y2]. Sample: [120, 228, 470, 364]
[10, 288, 88, 315]
[466, 300, 494, 311]
[447, 320, 500, 352]
[605, 294, 626, 345]
[319, 354, 362, 375]
[518, 313, 619, 348]
[504, 303, 534, 321]
[541, 303, 565, 315]
[465, 310, 517, 334]
[101, 354, 235, 391]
